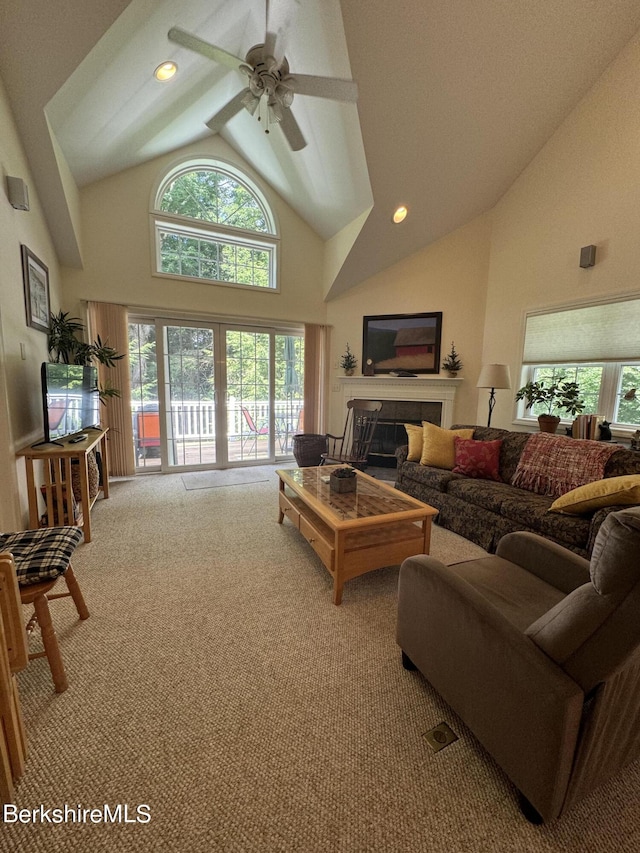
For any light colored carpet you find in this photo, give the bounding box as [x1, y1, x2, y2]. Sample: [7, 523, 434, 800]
[181, 468, 271, 490]
[6, 468, 640, 851]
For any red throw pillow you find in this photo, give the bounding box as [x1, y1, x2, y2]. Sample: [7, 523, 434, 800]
[453, 438, 503, 482]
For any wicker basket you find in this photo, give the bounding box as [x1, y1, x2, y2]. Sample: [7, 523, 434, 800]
[292, 433, 327, 467]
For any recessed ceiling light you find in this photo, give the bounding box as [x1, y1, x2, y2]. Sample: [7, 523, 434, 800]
[393, 205, 408, 224]
[154, 61, 178, 82]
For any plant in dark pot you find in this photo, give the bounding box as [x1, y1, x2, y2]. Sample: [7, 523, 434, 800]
[330, 466, 357, 493]
[515, 378, 585, 433]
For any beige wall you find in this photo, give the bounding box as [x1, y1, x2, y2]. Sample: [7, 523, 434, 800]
[325, 214, 492, 434]
[482, 27, 640, 430]
[3, 23, 640, 527]
[0, 75, 65, 528]
[61, 137, 326, 327]
[326, 27, 640, 437]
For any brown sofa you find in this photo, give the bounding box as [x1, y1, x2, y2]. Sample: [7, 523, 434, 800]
[395, 425, 640, 556]
[396, 506, 640, 822]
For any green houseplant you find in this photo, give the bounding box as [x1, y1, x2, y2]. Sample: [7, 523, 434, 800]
[515, 378, 585, 433]
[48, 310, 124, 402]
[441, 341, 463, 376]
[340, 343, 358, 376]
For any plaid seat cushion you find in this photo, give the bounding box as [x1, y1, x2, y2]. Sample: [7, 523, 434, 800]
[0, 527, 83, 586]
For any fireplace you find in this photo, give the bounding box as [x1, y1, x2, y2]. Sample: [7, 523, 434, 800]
[338, 375, 462, 466]
[370, 400, 442, 463]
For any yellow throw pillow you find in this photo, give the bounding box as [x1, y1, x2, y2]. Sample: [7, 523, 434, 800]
[420, 422, 474, 469]
[549, 474, 640, 515]
[404, 423, 424, 461]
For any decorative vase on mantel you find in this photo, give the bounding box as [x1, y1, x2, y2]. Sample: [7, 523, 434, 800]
[538, 414, 561, 434]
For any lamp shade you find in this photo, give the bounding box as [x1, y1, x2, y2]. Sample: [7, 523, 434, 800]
[477, 364, 511, 390]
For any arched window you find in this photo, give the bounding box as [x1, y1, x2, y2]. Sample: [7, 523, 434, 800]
[152, 160, 278, 290]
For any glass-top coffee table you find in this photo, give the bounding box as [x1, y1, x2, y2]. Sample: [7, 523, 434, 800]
[277, 466, 438, 604]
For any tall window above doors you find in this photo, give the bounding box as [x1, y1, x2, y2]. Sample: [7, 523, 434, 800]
[151, 159, 279, 290]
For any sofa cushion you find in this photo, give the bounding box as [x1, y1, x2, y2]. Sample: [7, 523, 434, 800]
[589, 507, 640, 595]
[453, 437, 503, 481]
[549, 474, 640, 515]
[511, 433, 619, 498]
[419, 422, 474, 469]
[604, 448, 640, 477]
[447, 478, 516, 514]
[499, 493, 591, 549]
[399, 460, 460, 492]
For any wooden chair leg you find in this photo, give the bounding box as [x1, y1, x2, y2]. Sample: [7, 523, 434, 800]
[32, 593, 68, 694]
[62, 565, 89, 620]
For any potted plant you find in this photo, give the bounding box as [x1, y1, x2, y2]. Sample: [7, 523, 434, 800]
[441, 341, 463, 376]
[330, 466, 357, 493]
[340, 343, 358, 376]
[515, 378, 585, 433]
[48, 310, 124, 403]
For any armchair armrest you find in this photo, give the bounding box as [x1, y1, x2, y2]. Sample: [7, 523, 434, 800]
[397, 554, 584, 821]
[496, 531, 590, 594]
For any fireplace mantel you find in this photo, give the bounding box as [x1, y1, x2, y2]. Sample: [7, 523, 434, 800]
[339, 375, 462, 428]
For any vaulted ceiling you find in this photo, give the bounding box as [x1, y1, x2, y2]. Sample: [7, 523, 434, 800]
[2, 1, 640, 299]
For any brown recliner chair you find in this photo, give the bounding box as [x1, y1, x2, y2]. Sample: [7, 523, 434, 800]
[397, 506, 640, 823]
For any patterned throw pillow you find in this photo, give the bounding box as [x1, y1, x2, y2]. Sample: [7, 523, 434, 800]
[452, 437, 503, 481]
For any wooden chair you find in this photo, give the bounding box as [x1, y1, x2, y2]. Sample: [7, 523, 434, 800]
[0, 527, 88, 694]
[0, 553, 29, 802]
[321, 400, 383, 469]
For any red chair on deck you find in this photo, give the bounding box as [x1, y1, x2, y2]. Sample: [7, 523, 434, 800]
[241, 407, 269, 453]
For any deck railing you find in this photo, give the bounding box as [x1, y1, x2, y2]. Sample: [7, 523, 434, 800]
[132, 399, 303, 442]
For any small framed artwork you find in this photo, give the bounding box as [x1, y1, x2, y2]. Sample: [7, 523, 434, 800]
[21, 245, 50, 332]
[362, 312, 443, 374]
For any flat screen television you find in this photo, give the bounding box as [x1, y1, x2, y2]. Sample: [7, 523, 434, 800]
[41, 362, 100, 444]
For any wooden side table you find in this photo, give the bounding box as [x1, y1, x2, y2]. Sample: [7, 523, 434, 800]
[16, 428, 110, 543]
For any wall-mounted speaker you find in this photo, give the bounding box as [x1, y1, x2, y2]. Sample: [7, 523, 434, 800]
[579, 244, 596, 268]
[7, 176, 29, 211]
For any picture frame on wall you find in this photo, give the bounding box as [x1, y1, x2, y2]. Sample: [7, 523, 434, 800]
[362, 312, 443, 375]
[21, 245, 50, 332]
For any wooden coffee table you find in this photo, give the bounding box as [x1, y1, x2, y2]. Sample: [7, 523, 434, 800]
[277, 466, 438, 604]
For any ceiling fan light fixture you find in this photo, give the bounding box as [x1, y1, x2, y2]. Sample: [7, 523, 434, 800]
[393, 205, 408, 224]
[154, 61, 178, 82]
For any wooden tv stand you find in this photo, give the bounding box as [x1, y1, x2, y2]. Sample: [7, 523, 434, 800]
[16, 428, 109, 543]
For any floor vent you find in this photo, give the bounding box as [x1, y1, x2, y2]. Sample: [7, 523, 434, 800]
[423, 722, 459, 753]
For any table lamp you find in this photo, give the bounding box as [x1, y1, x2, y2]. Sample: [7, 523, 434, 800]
[477, 364, 512, 427]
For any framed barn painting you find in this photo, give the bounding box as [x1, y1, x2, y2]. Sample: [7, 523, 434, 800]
[362, 312, 443, 375]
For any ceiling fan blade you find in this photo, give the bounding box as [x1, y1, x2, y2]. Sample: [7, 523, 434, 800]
[168, 27, 245, 71]
[291, 74, 358, 103]
[205, 89, 252, 134]
[264, 0, 296, 64]
[279, 108, 306, 151]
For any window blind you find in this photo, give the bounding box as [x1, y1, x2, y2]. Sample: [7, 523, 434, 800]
[522, 297, 640, 364]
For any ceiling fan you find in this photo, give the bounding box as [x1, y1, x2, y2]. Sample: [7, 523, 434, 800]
[167, 3, 358, 151]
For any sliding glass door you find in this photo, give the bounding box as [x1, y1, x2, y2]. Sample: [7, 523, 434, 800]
[129, 318, 303, 471]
